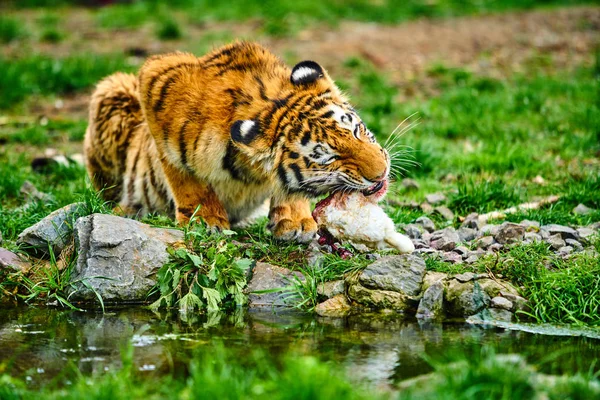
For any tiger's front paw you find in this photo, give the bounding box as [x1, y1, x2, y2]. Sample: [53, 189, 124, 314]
[176, 209, 230, 231]
[270, 217, 317, 243]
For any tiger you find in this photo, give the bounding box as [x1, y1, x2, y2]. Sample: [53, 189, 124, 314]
[84, 41, 390, 243]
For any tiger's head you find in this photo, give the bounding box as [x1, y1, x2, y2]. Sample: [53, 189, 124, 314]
[230, 60, 390, 197]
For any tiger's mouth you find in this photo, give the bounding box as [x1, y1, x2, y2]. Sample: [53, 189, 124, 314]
[362, 180, 385, 196]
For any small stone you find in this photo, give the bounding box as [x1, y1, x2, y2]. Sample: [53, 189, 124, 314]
[315, 294, 352, 317]
[495, 222, 525, 244]
[454, 272, 476, 283]
[430, 228, 460, 251]
[490, 296, 513, 311]
[565, 239, 583, 251]
[576, 227, 596, 243]
[489, 308, 513, 322]
[590, 222, 600, 230]
[558, 246, 573, 256]
[520, 220, 540, 230]
[434, 206, 455, 221]
[414, 248, 437, 255]
[500, 292, 528, 312]
[416, 281, 444, 320]
[461, 213, 481, 229]
[420, 202, 434, 214]
[541, 224, 580, 241]
[365, 253, 380, 261]
[317, 280, 345, 299]
[573, 203, 595, 215]
[412, 239, 429, 249]
[0, 247, 31, 273]
[481, 224, 500, 236]
[524, 232, 542, 243]
[442, 252, 463, 264]
[403, 224, 423, 239]
[464, 254, 480, 264]
[445, 279, 491, 316]
[453, 246, 470, 257]
[401, 178, 420, 190]
[546, 234, 566, 250]
[539, 229, 550, 240]
[422, 271, 448, 290]
[247, 262, 304, 307]
[532, 175, 546, 185]
[476, 236, 495, 249]
[415, 216, 436, 233]
[359, 254, 426, 296]
[425, 192, 446, 205]
[489, 243, 503, 252]
[20, 181, 51, 202]
[457, 227, 478, 242]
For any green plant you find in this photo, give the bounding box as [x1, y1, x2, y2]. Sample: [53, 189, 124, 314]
[0, 16, 26, 43]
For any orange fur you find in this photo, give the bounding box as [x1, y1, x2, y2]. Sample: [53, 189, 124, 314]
[84, 41, 389, 243]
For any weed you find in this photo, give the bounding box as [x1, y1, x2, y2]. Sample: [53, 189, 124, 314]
[156, 18, 182, 41]
[0, 16, 27, 44]
[448, 179, 523, 215]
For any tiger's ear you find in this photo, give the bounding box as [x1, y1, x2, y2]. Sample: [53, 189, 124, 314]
[290, 61, 324, 86]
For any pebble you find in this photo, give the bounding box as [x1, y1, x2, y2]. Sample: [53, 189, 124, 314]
[524, 232, 542, 243]
[476, 236, 495, 249]
[546, 234, 566, 250]
[401, 178, 420, 190]
[430, 228, 460, 251]
[558, 246, 573, 256]
[415, 216, 436, 233]
[461, 213, 481, 229]
[403, 224, 423, 239]
[576, 227, 596, 243]
[490, 296, 513, 311]
[434, 206, 455, 221]
[457, 227, 478, 242]
[489, 243, 503, 252]
[542, 224, 580, 241]
[520, 220, 540, 230]
[494, 222, 525, 244]
[425, 192, 447, 205]
[573, 203, 594, 215]
[481, 224, 500, 236]
[453, 246, 470, 258]
[420, 202, 434, 214]
[565, 239, 583, 251]
[442, 252, 463, 264]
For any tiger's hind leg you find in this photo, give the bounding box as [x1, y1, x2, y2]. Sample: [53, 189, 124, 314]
[161, 162, 230, 230]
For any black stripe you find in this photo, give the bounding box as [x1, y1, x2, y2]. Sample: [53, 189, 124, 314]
[289, 151, 299, 159]
[203, 46, 235, 65]
[277, 164, 289, 187]
[289, 163, 304, 184]
[255, 76, 268, 101]
[153, 75, 178, 114]
[303, 156, 311, 168]
[127, 148, 141, 202]
[301, 130, 311, 146]
[320, 110, 334, 119]
[145, 63, 196, 104]
[179, 120, 191, 171]
[142, 170, 151, 210]
[223, 142, 241, 181]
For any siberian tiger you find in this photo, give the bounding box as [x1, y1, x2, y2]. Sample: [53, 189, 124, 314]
[84, 41, 390, 243]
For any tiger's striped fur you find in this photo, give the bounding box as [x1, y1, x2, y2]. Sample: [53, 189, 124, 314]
[84, 41, 390, 243]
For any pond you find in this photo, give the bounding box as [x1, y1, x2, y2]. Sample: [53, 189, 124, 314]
[1, 306, 599, 390]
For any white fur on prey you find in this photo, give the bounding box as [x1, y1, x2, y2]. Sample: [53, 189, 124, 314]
[314, 192, 415, 253]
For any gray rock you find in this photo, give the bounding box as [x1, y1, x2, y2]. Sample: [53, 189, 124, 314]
[401, 178, 420, 191]
[565, 239, 583, 251]
[17, 203, 85, 257]
[476, 236, 495, 249]
[306, 239, 326, 269]
[0, 247, 30, 273]
[20, 180, 51, 202]
[495, 222, 525, 244]
[347, 283, 413, 310]
[359, 254, 426, 296]
[453, 246, 470, 258]
[317, 280, 345, 299]
[434, 206, 455, 221]
[365, 253, 380, 261]
[524, 232, 542, 243]
[442, 252, 463, 264]
[481, 224, 500, 236]
[315, 294, 352, 317]
[416, 281, 444, 320]
[558, 246, 573, 256]
[426, 192, 446, 205]
[430, 228, 460, 251]
[490, 296, 513, 311]
[488, 308, 513, 322]
[489, 243, 503, 252]
[420, 202, 434, 214]
[415, 216, 436, 233]
[403, 224, 424, 239]
[520, 220, 540, 230]
[546, 234, 566, 250]
[69, 214, 184, 303]
[454, 272, 476, 283]
[457, 227, 478, 242]
[461, 213, 481, 230]
[573, 203, 595, 215]
[422, 271, 448, 290]
[246, 262, 303, 307]
[414, 248, 437, 255]
[464, 254, 480, 264]
[412, 239, 430, 249]
[500, 291, 529, 312]
[577, 227, 596, 243]
[589, 222, 600, 230]
[541, 224, 580, 241]
[446, 279, 490, 316]
[539, 229, 550, 240]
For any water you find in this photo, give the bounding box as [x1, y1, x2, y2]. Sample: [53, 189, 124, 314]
[1, 306, 599, 388]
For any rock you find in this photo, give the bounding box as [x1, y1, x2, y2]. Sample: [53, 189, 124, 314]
[454, 272, 477, 283]
[461, 213, 481, 229]
[500, 291, 529, 312]
[442, 252, 462, 264]
[495, 222, 525, 244]
[445, 279, 490, 317]
[317, 280, 345, 299]
[488, 308, 513, 322]
[573, 203, 594, 215]
[476, 236, 495, 249]
[453, 246, 470, 258]
[246, 262, 303, 307]
[315, 294, 352, 317]
[420, 202, 434, 214]
[489, 243, 503, 252]
[457, 227, 478, 242]
[576, 227, 596, 243]
[69, 214, 184, 303]
[20, 181, 51, 202]
[464, 254, 480, 264]
[347, 283, 413, 310]
[546, 234, 566, 250]
[415, 216, 436, 233]
[479, 278, 519, 298]
[416, 281, 444, 320]
[17, 203, 85, 257]
[523, 232, 542, 243]
[359, 254, 426, 296]
[403, 224, 423, 239]
[401, 178, 420, 191]
[481, 224, 500, 236]
[412, 239, 429, 249]
[590, 222, 600, 230]
[539, 229, 550, 240]
[558, 246, 573, 256]
[565, 239, 583, 251]
[430, 228, 460, 251]
[490, 296, 513, 311]
[520, 220, 540, 230]
[434, 206, 455, 221]
[414, 248, 437, 255]
[422, 271, 448, 291]
[425, 192, 446, 205]
[0, 248, 31, 273]
[365, 253, 380, 261]
[306, 239, 326, 269]
[541, 224, 580, 241]
[532, 175, 546, 185]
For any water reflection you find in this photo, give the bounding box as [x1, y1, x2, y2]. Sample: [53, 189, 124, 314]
[1, 306, 598, 387]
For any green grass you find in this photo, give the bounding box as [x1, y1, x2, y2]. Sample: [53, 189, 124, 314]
[0, 16, 27, 43]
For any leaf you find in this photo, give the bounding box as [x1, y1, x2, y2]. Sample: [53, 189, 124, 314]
[234, 258, 254, 272]
[221, 229, 237, 236]
[172, 268, 181, 292]
[178, 292, 203, 315]
[188, 253, 202, 267]
[201, 286, 222, 312]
